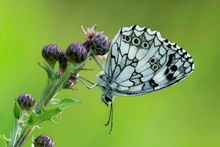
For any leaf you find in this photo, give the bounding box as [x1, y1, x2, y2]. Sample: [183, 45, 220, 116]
[74, 67, 94, 72]
[38, 62, 55, 79]
[0, 134, 9, 147]
[13, 101, 21, 120]
[54, 98, 78, 109]
[49, 98, 61, 104]
[28, 98, 78, 126]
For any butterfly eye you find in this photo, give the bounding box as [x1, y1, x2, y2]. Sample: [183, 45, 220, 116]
[141, 41, 149, 49]
[122, 34, 131, 43]
[132, 37, 141, 46]
[149, 57, 157, 64]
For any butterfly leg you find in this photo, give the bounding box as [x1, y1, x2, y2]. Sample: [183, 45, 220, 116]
[78, 76, 98, 89]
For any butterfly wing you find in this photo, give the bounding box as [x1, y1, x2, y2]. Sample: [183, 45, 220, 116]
[105, 25, 194, 96]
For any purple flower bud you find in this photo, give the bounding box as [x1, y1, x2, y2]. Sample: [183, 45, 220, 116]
[17, 94, 35, 111]
[66, 43, 88, 63]
[56, 70, 63, 77]
[81, 25, 111, 56]
[33, 134, 54, 147]
[88, 34, 111, 56]
[63, 72, 80, 88]
[58, 51, 67, 72]
[42, 44, 62, 65]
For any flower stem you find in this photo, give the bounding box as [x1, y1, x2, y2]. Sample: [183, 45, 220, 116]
[14, 124, 34, 147]
[9, 119, 21, 147]
[44, 66, 72, 106]
[35, 81, 55, 114]
[36, 57, 91, 113]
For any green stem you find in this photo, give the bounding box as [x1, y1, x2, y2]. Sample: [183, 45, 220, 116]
[14, 124, 35, 147]
[9, 119, 21, 147]
[39, 57, 91, 111]
[43, 64, 73, 106]
[35, 63, 56, 114]
[35, 81, 55, 114]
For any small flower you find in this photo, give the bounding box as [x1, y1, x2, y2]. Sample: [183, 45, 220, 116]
[66, 43, 88, 63]
[42, 44, 62, 65]
[33, 134, 54, 147]
[96, 53, 108, 59]
[17, 94, 35, 111]
[58, 51, 67, 72]
[81, 24, 103, 40]
[81, 24, 111, 56]
[56, 70, 63, 77]
[63, 72, 80, 88]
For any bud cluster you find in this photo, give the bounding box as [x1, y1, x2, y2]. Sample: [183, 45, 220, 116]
[41, 25, 110, 68]
[40, 25, 111, 89]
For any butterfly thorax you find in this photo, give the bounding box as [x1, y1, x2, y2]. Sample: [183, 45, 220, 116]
[96, 71, 115, 106]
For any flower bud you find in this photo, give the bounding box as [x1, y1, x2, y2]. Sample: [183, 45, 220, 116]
[63, 72, 80, 88]
[42, 44, 62, 65]
[58, 51, 67, 72]
[81, 24, 111, 56]
[56, 70, 63, 77]
[88, 34, 111, 56]
[66, 43, 88, 63]
[33, 134, 54, 147]
[17, 94, 35, 111]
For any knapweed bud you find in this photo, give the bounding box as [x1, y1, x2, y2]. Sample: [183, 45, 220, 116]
[56, 70, 63, 77]
[66, 43, 88, 63]
[17, 94, 35, 111]
[42, 44, 62, 65]
[58, 51, 67, 72]
[89, 34, 111, 56]
[33, 134, 54, 147]
[81, 24, 111, 56]
[63, 72, 80, 88]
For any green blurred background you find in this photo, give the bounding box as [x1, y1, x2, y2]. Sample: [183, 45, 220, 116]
[0, 0, 219, 146]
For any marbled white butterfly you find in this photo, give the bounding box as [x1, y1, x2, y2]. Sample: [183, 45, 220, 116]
[93, 25, 194, 133]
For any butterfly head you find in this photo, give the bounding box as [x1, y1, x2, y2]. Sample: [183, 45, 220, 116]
[99, 85, 114, 106]
[102, 95, 113, 106]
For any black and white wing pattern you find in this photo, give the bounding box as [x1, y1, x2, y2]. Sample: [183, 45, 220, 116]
[102, 25, 194, 96]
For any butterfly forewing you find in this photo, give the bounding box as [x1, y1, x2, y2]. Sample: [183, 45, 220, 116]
[104, 25, 194, 96]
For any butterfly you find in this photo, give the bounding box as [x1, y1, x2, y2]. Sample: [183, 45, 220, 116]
[92, 25, 194, 133]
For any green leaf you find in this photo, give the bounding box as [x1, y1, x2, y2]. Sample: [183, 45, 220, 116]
[49, 98, 61, 104]
[0, 134, 9, 147]
[38, 62, 55, 79]
[54, 98, 78, 109]
[13, 101, 21, 119]
[74, 67, 94, 72]
[29, 98, 77, 126]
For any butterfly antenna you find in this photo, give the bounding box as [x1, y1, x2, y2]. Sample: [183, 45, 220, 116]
[105, 103, 113, 134]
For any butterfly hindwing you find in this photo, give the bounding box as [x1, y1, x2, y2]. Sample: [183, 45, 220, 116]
[106, 25, 194, 96]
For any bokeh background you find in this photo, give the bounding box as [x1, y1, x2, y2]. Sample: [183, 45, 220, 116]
[0, 0, 219, 146]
